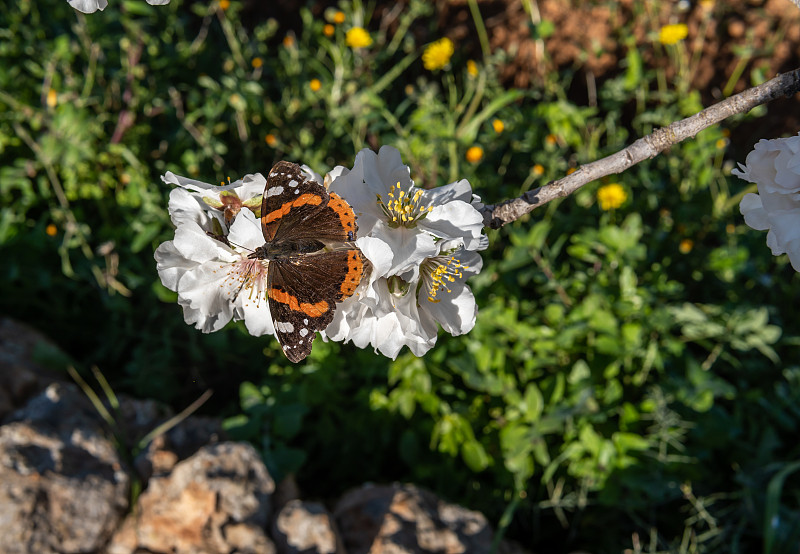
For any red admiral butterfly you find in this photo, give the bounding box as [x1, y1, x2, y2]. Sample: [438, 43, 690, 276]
[249, 161, 367, 362]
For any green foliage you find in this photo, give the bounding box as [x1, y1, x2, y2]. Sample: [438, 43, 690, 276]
[1, 0, 800, 552]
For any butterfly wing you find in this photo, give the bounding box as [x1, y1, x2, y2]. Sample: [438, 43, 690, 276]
[268, 249, 366, 362]
[260, 161, 329, 242]
[260, 161, 357, 243]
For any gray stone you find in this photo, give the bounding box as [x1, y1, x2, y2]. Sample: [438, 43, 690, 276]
[0, 317, 65, 421]
[272, 499, 345, 554]
[0, 382, 129, 553]
[335, 483, 493, 554]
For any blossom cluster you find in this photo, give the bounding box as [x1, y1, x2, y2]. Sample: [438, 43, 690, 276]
[155, 146, 487, 361]
[735, 133, 800, 271]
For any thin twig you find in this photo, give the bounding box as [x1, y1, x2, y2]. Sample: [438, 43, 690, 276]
[480, 68, 800, 229]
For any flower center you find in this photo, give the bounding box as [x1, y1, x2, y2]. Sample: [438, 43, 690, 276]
[377, 182, 433, 228]
[219, 257, 269, 306]
[423, 255, 467, 302]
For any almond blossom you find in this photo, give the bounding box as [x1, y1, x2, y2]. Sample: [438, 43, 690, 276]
[735, 133, 800, 271]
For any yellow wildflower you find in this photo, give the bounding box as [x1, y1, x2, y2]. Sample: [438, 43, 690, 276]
[283, 35, 295, 48]
[46, 223, 57, 237]
[659, 23, 688, 45]
[492, 119, 504, 133]
[597, 183, 627, 210]
[218, 0, 229, 10]
[323, 24, 334, 37]
[346, 27, 372, 49]
[251, 57, 263, 69]
[422, 38, 454, 71]
[679, 239, 694, 254]
[466, 146, 484, 163]
[566, 167, 577, 175]
[532, 164, 544, 176]
[309, 78, 322, 92]
[545, 134, 557, 146]
[466, 60, 478, 77]
[333, 11, 345, 24]
[46, 88, 57, 108]
[265, 134, 277, 147]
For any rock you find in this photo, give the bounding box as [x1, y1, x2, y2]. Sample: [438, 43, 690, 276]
[335, 483, 493, 554]
[272, 499, 345, 554]
[0, 382, 129, 553]
[132, 413, 224, 482]
[0, 317, 65, 421]
[108, 442, 276, 554]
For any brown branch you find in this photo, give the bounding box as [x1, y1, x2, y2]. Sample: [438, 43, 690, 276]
[480, 67, 800, 229]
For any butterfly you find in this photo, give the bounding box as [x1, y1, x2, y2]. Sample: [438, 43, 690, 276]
[248, 161, 367, 362]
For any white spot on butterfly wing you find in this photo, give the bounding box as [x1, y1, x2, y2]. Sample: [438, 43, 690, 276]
[267, 186, 284, 197]
[300, 328, 309, 337]
[276, 321, 295, 333]
[288, 180, 299, 188]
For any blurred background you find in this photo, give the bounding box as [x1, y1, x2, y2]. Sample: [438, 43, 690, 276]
[2, 0, 800, 550]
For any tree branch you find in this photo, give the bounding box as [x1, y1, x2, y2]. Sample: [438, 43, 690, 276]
[480, 67, 800, 229]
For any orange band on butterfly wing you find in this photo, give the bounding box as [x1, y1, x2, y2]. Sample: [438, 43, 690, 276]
[269, 288, 329, 317]
[264, 193, 324, 225]
[327, 193, 357, 235]
[339, 250, 365, 299]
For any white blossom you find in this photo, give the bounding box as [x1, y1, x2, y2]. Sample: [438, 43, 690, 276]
[324, 146, 487, 359]
[68, 0, 108, 12]
[161, 171, 265, 230]
[67, 0, 169, 12]
[329, 146, 485, 281]
[735, 133, 800, 271]
[155, 183, 274, 337]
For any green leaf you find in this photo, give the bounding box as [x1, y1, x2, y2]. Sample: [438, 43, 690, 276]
[462, 440, 491, 472]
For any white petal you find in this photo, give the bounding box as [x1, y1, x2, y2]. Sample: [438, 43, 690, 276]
[355, 236, 394, 278]
[325, 165, 349, 188]
[739, 193, 770, 231]
[300, 165, 323, 185]
[68, 0, 107, 12]
[146, 0, 170, 4]
[424, 179, 474, 204]
[173, 221, 237, 264]
[167, 188, 217, 228]
[240, 300, 274, 336]
[236, 173, 267, 200]
[154, 240, 195, 292]
[765, 229, 786, 256]
[420, 283, 477, 336]
[368, 146, 414, 194]
[162, 171, 217, 191]
[764, 208, 800, 251]
[421, 200, 484, 245]
[177, 262, 237, 333]
[228, 209, 267, 252]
